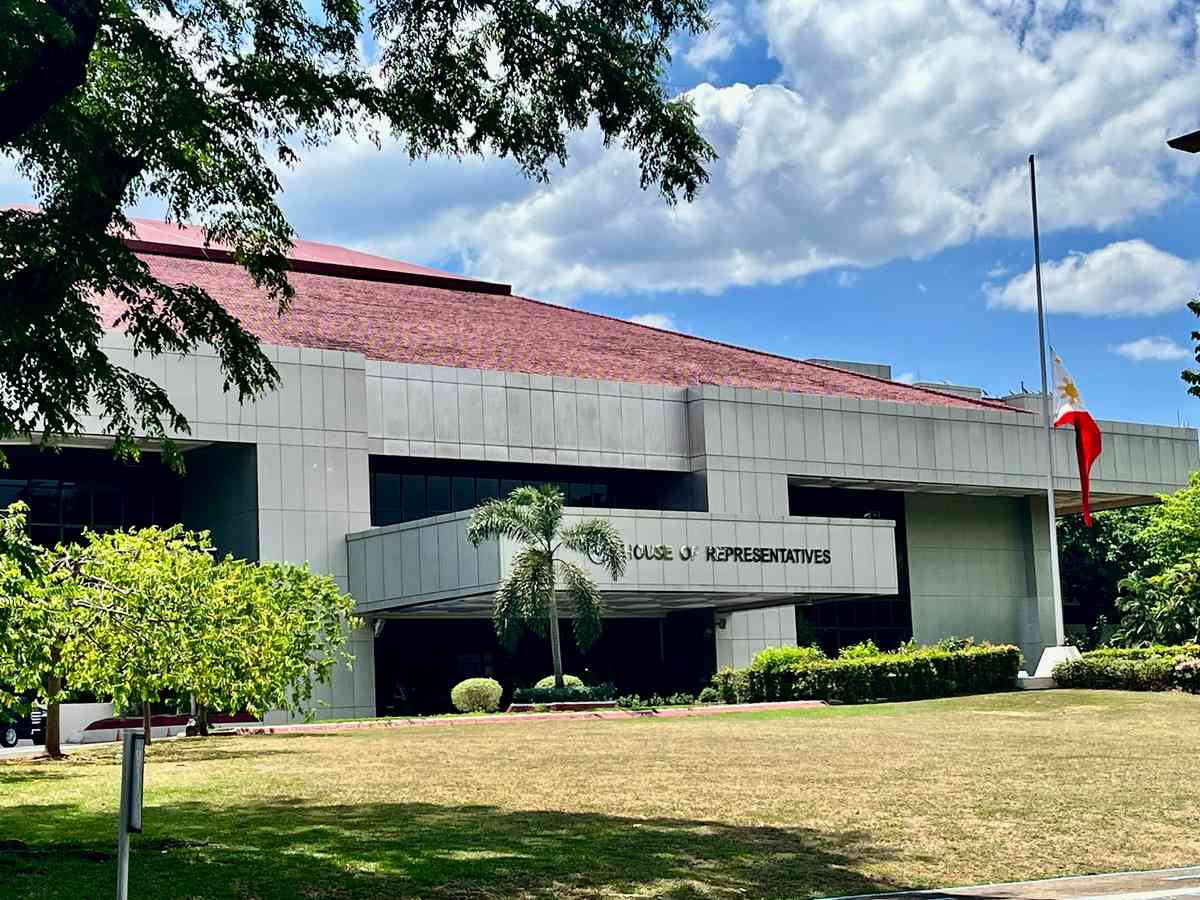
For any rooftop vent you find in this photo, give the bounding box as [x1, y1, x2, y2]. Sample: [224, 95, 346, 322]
[806, 359, 892, 381]
[914, 382, 984, 401]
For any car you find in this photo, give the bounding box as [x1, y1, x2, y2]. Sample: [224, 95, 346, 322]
[1, 704, 46, 748]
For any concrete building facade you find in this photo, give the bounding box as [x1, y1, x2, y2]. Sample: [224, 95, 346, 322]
[10, 221, 1196, 718]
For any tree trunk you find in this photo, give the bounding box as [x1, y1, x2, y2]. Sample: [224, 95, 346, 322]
[548, 593, 565, 689]
[142, 701, 152, 746]
[198, 704, 209, 737]
[44, 674, 63, 759]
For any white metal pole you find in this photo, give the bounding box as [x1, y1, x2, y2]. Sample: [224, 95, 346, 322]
[117, 731, 132, 900]
[1028, 154, 1066, 647]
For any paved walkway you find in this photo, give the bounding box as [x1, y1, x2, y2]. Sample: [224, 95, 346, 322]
[823, 867, 1200, 900]
[237, 699, 825, 736]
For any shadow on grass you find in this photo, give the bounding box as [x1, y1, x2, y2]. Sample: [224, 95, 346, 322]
[2, 798, 905, 900]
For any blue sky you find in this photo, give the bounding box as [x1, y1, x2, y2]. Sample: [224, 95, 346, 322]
[5, 0, 1199, 427]
[273, 0, 1200, 428]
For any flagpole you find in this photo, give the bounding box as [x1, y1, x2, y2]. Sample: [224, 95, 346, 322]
[1028, 153, 1066, 647]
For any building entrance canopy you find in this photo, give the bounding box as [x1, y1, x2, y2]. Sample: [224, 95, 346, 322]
[347, 509, 899, 618]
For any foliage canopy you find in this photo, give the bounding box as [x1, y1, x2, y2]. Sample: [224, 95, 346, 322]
[0, 503, 358, 721]
[0, 0, 714, 466]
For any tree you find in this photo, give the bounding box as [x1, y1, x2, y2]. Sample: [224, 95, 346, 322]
[0, 504, 358, 756]
[1112, 555, 1200, 647]
[1058, 506, 1152, 634]
[1182, 298, 1200, 400]
[0, 0, 714, 467]
[1133, 471, 1200, 575]
[466, 485, 626, 688]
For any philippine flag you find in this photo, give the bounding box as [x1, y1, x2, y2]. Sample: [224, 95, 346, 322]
[1052, 352, 1103, 526]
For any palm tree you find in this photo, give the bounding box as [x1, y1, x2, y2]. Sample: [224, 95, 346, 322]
[466, 484, 627, 689]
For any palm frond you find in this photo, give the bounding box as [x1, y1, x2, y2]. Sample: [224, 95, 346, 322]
[466, 495, 540, 547]
[530, 484, 564, 542]
[492, 546, 554, 648]
[561, 519, 627, 581]
[558, 559, 604, 651]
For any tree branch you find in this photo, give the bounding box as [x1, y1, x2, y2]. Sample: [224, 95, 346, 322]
[0, 0, 104, 148]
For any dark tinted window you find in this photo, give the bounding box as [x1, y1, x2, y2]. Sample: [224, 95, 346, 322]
[369, 456, 702, 526]
[401, 475, 425, 522]
[476, 478, 499, 503]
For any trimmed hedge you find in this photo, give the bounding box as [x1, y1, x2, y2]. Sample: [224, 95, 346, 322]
[1052, 656, 1177, 691]
[1053, 644, 1200, 692]
[450, 678, 503, 713]
[712, 644, 1022, 705]
[510, 682, 616, 704]
[534, 674, 584, 689]
[1081, 644, 1200, 661]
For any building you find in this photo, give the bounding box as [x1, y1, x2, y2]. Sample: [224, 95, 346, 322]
[14, 220, 1196, 717]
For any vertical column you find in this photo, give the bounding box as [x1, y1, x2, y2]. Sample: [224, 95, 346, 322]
[1018, 494, 1059, 671]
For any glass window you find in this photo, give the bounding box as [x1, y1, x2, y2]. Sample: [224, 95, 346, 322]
[401, 475, 426, 521]
[125, 487, 155, 527]
[476, 478, 499, 503]
[500, 479, 521, 499]
[592, 483, 608, 507]
[93, 485, 121, 527]
[29, 524, 60, 547]
[451, 477, 475, 512]
[27, 480, 59, 523]
[569, 483, 592, 507]
[0, 479, 26, 508]
[60, 482, 88, 525]
[427, 476, 451, 515]
[375, 474, 403, 510]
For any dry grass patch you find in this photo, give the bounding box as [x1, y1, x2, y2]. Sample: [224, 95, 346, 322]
[2, 690, 1198, 899]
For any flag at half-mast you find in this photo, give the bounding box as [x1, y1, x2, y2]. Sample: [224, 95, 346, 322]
[1052, 352, 1103, 526]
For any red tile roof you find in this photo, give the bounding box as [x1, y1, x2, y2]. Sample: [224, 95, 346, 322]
[104, 219, 1014, 411]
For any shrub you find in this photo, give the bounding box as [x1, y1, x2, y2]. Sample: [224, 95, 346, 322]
[510, 682, 616, 704]
[748, 646, 826, 700]
[534, 674, 584, 689]
[837, 640, 880, 660]
[1174, 659, 1200, 694]
[697, 686, 720, 704]
[711, 666, 751, 704]
[932, 636, 976, 653]
[1082, 644, 1200, 661]
[750, 645, 826, 670]
[616, 694, 644, 709]
[450, 678, 503, 713]
[1052, 656, 1177, 691]
[711, 644, 1022, 705]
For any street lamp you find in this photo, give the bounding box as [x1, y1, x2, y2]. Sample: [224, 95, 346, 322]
[1167, 129, 1200, 153]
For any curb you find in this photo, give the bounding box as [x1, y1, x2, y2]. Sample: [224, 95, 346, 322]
[236, 700, 826, 736]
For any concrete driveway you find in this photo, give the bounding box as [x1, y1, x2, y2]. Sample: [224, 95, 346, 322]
[825, 867, 1200, 900]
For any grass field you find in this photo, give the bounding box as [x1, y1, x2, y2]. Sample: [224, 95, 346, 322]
[3, 690, 1199, 899]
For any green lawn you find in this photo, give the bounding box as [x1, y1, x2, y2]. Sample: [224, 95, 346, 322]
[3, 690, 1199, 899]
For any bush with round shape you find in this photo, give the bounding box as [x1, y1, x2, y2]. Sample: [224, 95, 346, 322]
[534, 674, 584, 689]
[450, 678, 503, 713]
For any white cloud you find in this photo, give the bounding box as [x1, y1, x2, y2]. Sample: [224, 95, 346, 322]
[684, 1, 751, 74]
[9, 0, 1198, 303]
[1111, 336, 1191, 361]
[629, 312, 678, 331]
[917, 282, 928, 293]
[836, 271, 858, 288]
[986, 263, 1009, 279]
[895, 371, 917, 384]
[310, 0, 1199, 298]
[986, 240, 1200, 316]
